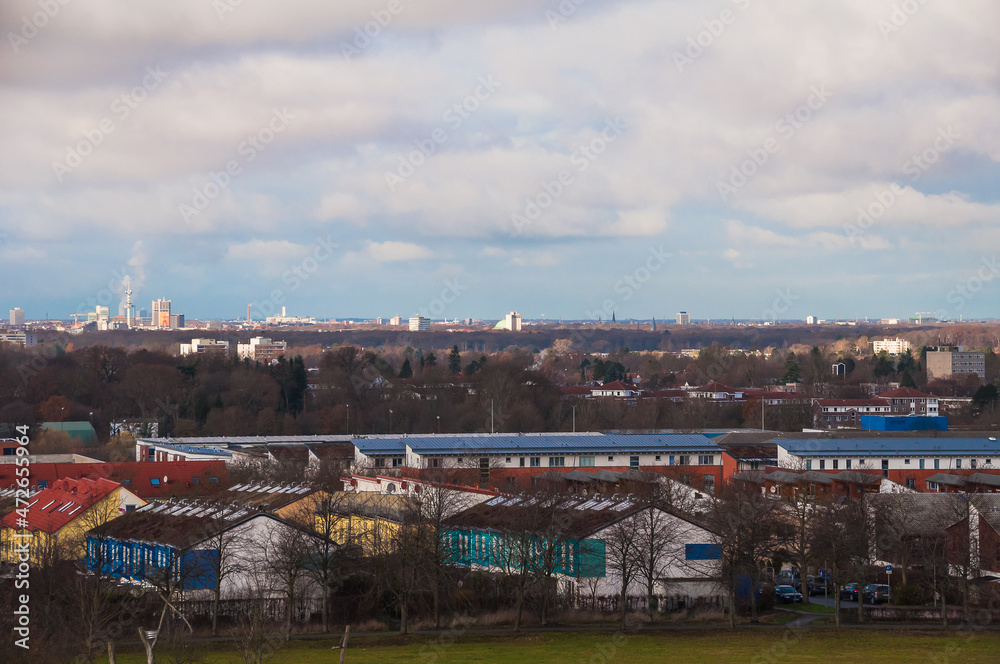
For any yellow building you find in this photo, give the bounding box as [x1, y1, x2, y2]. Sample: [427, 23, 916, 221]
[0, 477, 145, 564]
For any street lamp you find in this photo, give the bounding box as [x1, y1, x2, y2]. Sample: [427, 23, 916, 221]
[389, 408, 393, 434]
[436, 415, 440, 434]
[345, 404, 350, 435]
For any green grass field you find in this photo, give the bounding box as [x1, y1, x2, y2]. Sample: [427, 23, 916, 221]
[99, 629, 1000, 664]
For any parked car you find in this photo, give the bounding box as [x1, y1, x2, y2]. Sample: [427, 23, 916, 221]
[840, 583, 860, 601]
[808, 576, 831, 596]
[775, 585, 803, 603]
[863, 584, 891, 604]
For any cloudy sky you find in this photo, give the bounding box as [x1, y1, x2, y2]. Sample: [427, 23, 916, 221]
[2, 0, 999, 323]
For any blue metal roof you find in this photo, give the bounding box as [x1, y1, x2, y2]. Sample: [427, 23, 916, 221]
[356, 433, 719, 456]
[778, 438, 1000, 457]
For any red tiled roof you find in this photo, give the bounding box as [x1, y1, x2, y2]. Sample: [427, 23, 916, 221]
[0, 461, 229, 499]
[694, 381, 735, 393]
[1, 476, 120, 534]
[816, 399, 890, 407]
[596, 381, 633, 391]
[879, 388, 933, 399]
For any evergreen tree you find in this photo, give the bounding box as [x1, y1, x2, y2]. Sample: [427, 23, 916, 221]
[448, 345, 461, 375]
[398, 358, 413, 379]
[780, 352, 801, 383]
[899, 370, 916, 388]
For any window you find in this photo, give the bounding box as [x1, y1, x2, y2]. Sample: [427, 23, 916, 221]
[429, 458, 441, 468]
[819, 460, 825, 470]
[506, 477, 517, 487]
[906, 478, 916, 489]
[392, 457, 403, 468]
[579, 456, 595, 467]
[972, 459, 978, 469]
[806, 460, 812, 470]
[2, 448, 13, 456]
[678, 455, 690, 465]
[703, 476, 715, 493]
[928, 481, 938, 491]
[122, 479, 131, 487]
[607, 456, 614, 462]
[480, 458, 490, 482]
[956, 459, 962, 469]
[505, 457, 511, 464]
[38, 480, 47, 488]
[904, 459, 910, 465]
[375, 458, 385, 468]
[655, 455, 661, 461]
[698, 455, 714, 465]
[934, 458, 940, 470]
[882, 459, 889, 478]
[126, 504, 136, 512]
[680, 474, 691, 485]
[919, 459, 925, 470]
[833, 460, 839, 470]
[150, 478, 160, 486]
[846, 460, 851, 470]
[192, 477, 200, 484]
[530, 457, 540, 467]
[209, 477, 219, 484]
[630, 456, 639, 469]
[519, 457, 525, 467]
[549, 456, 565, 467]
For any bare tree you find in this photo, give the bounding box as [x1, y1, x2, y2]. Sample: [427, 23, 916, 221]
[603, 512, 642, 631]
[710, 482, 784, 626]
[261, 522, 312, 639]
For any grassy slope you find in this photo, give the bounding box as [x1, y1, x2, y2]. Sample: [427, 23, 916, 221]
[101, 629, 1000, 664]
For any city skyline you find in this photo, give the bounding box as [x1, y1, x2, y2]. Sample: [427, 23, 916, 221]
[2, 2, 999, 322]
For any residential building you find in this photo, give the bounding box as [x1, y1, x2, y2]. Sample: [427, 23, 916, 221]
[409, 315, 431, 331]
[9, 308, 24, 326]
[0, 331, 37, 347]
[390, 315, 402, 326]
[179, 338, 231, 356]
[878, 387, 939, 416]
[927, 347, 986, 380]
[689, 382, 744, 402]
[805, 316, 816, 325]
[236, 336, 287, 362]
[872, 338, 911, 355]
[775, 437, 1000, 489]
[352, 432, 726, 494]
[505, 311, 522, 331]
[169, 314, 185, 329]
[813, 398, 890, 428]
[676, 312, 690, 325]
[0, 476, 145, 563]
[152, 298, 171, 328]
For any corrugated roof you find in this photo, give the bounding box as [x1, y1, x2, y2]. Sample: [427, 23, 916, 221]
[778, 438, 1000, 456]
[0, 461, 229, 499]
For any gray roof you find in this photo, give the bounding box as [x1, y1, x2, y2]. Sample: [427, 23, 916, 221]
[778, 438, 1000, 457]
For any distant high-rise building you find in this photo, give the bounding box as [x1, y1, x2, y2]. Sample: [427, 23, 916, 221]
[927, 347, 985, 380]
[179, 338, 230, 356]
[9, 308, 24, 326]
[390, 315, 402, 326]
[676, 311, 690, 325]
[169, 314, 185, 329]
[409, 315, 431, 332]
[152, 298, 171, 328]
[237, 337, 287, 363]
[375, 317, 383, 325]
[505, 311, 522, 331]
[806, 315, 817, 325]
[872, 338, 910, 355]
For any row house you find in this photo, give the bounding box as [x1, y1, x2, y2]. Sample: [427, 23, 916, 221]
[813, 398, 891, 428]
